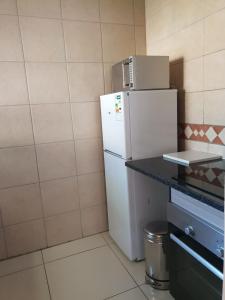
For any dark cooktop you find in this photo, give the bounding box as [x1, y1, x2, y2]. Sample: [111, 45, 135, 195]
[125, 157, 225, 211]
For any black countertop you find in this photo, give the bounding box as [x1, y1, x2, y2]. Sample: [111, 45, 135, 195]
[125, 157, 225, 212]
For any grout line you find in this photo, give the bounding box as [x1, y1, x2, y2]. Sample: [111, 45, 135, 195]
[43, 244, 106, 265]
[101, 235, 149, 299]
[137, 285, 149, 300]
[2, 201, 106, 229]
[0, 262, 43, 280]
[0, 135, 103, 151]
[16, 1, 49, 248]
[15, 13, 136, 26]
[103, 287, 140, 300]
[0, 99, 100, 107]
[148, 4, 225, 47]
[102, 234, 142, 287]
[98, 0, 107, 94]
[41, 251, 52, 300]
[0, 60, 121, 63]
[0, 170, 105, 192]
[132, 0, 137, 55]
[59, 0, 84, 239]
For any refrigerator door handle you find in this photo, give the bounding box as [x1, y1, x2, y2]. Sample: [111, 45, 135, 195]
[104, 149, 123, 158]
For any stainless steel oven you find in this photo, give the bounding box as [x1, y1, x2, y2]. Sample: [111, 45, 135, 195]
[168, 189, 224, 300]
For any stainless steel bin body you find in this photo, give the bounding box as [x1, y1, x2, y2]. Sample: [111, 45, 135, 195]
[144, 221, 169, 290]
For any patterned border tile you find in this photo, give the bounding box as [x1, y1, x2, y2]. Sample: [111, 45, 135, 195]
[179, 123, 225, 145]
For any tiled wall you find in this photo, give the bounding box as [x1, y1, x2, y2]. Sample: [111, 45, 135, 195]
[0, 0, 146, 259]
[145, 0, 225, 157]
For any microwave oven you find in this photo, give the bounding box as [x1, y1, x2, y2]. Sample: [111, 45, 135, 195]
[112, 55, 169, 92]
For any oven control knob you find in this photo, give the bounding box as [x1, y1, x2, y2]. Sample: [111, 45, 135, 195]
[184, 226, 194, 236]
[216, 247, 224, 258]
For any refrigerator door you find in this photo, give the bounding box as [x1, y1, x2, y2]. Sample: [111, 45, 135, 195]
[104, 151, 134, 260]
[100, 92, 131, 159]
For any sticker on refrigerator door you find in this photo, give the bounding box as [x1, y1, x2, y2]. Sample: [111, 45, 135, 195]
[115, 96, 122, 113]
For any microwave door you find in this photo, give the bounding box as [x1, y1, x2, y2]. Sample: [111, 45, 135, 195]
[122, 61, 130, 89]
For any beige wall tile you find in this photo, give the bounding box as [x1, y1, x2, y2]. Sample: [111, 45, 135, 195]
[31, 103, 73, 144]
[145, 2, 175, 43]
[26, 63, 69, 104]
[204, 90, 225, 126]
[40, 177, 80, 217]
[134, 0, 145, 25]
[5, 219, 46, 256]
[0, 184, 43, 226]
[183, 92, 204, 124]
[0, 146, 38, 189]
[103, 63, 113, 94]
[0, 16, 23, 61]
[36, 141, 76, 181]
[204, 50, 225, 90]
[61, 0, 99, 22]
[208, 143, 225, 159]
[101, 23, 135, 62]
[135, 26, 146, 55]
[174, 21, 203, 62]
[183, 57, 203, 92]
[71, 102, 101, 139]
[0, 229, 7, 260]
[204, 8, 225, 54]
[0, 0, 144, 255]
[75, 138, 104, 175]
[184, 139, 208, 152]
[78, 173, 106, 208]
[100, 0, 134, 24]
[0, 62, 28, 106]
[68, 63, 104, 101]
[63, 21, 102, 62]
[81, 204, 107, 236]
[0, 106, 33, 147]
[204, 0, 225, 16]
[174, 0, 204, 29]
[0, 0, 17, 15]
[145, 0, 170, 17]
[17, 0, 61, 18]
[45, 210, 82, 246]
[20, 17, 65, 62]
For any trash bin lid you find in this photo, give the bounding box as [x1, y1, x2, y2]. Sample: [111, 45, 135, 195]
[144, 221, 168, 241]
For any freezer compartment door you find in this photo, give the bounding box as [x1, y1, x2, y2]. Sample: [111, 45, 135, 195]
[100, 92, 131, 159]
[104, 151, 134, 260]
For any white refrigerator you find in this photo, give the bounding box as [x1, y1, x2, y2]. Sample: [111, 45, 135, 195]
[100, 90, 177, 261]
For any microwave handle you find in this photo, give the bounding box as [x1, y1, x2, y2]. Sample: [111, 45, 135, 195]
[170, 233, 223, 281]
[122, 62, 130, 88]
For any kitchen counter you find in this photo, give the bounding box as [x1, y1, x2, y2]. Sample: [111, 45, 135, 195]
[125, 157, 225, 212]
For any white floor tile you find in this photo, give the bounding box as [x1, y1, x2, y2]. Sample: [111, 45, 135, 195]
[46, 245, 136, 300]
[107, 287, 146, 300]
[42, 233, 106, 262]
[103, 232, 145, 285]
[0, 251, 42, 277]
[140, 284, 174, 300]
[0, 265, 50, 300]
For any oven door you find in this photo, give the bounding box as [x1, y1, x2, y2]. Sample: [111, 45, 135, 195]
[168, 224, 223, 300]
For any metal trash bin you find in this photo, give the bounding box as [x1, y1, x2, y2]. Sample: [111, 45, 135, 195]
[144, 221, 169, 290]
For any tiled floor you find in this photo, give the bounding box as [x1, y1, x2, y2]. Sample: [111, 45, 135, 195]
[0, 232, 174, 300]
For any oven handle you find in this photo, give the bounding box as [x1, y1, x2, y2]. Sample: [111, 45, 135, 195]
[170, 233, 223, 281]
